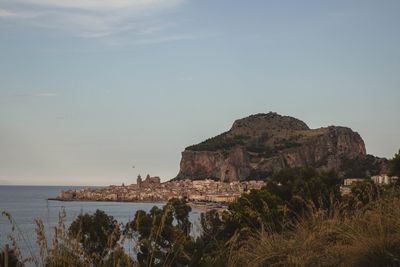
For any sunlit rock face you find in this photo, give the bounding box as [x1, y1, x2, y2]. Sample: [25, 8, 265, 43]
[176, 112, 386, 181]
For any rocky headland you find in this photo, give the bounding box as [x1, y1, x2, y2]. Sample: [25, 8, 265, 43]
[176, 112, 387, 181]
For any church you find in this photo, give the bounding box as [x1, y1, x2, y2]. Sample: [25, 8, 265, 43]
[137, 174, 161, 188]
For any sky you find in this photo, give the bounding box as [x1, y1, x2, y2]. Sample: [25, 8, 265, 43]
[0, 0, 399, 186]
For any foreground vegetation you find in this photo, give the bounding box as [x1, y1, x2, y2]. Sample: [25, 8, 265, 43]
[1, 151, 400, 267]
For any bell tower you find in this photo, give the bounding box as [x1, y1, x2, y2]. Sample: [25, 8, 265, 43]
[137, 174, 142, 188]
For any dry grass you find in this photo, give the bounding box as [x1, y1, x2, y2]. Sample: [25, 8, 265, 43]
[34, 208, 91, 267]
[2, 209, 131, 267]
[227, 197, 400, 267]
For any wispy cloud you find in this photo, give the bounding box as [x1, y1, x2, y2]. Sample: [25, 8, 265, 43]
[131, 33, 211, 45]
[0, 8, 43, 19]
[0, 91, 58, 104]
[32, 92, 58, 97]
[0, 8, 14, 17]
[3, 91, 58, 99]
[0, 0, 187, 41]
[14, 0, 184, 11]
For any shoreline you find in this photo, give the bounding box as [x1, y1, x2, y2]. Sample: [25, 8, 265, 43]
[47, 198, 167, 204]
[48, 198, 228, 211]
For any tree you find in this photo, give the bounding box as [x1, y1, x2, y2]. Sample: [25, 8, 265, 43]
[169, 198, 192, 236]
[68, 210, 121, 264]
[124, 198, 193, 267]
[267, 167, 341, 213]
[228, 189, 284, 232]
[388, 150, 400, 177]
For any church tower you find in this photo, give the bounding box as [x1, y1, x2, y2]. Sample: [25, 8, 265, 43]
[137, 174, 142, 188]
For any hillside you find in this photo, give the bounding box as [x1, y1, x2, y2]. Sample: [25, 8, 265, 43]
[175, 112, 387, 181]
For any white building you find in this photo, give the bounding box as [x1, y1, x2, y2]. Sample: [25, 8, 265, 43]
[371, 174, 398, 185]
[343, 178, 366, 186]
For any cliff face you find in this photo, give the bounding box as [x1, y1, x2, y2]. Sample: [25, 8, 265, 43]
[176, 113, 385, 181]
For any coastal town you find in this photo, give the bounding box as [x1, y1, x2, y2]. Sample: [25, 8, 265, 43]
[54, 172, 398, 205]
[54, 173, 398, 205]
[55, 174, 266, 204]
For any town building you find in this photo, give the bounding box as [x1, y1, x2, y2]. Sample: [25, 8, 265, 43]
[371, 174, 399, 185]
[343, 178, 366, 186]
[137, 174, 161, 188]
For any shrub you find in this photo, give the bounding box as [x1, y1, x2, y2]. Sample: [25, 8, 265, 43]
[388, 149, 400, 177]
[186, 134, 248, 151]
[68, 210, 121, 264]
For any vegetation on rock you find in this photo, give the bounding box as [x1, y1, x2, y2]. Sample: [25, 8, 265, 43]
[186, 134, 248, 152]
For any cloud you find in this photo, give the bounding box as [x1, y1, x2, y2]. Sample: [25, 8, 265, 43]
[0, 91, 58, 104]
[0, 9, 15, 17]
[0, 0, 186, 39]
[14, 0, 184, 11]
[3, 92, 58, 99]
[33, 92, 58, 97]
[0, 8, 42, 19]
[131, 33, 207, 45]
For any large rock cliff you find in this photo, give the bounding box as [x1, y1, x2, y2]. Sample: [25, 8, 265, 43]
[176, 113, 386, 181]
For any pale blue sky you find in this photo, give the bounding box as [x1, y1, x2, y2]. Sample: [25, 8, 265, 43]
[0, 0, 399, 185]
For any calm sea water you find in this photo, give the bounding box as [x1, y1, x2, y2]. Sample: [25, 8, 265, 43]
[0, 186, 202, 260]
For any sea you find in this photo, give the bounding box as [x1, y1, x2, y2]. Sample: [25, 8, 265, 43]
[0, 185, 203, 262]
